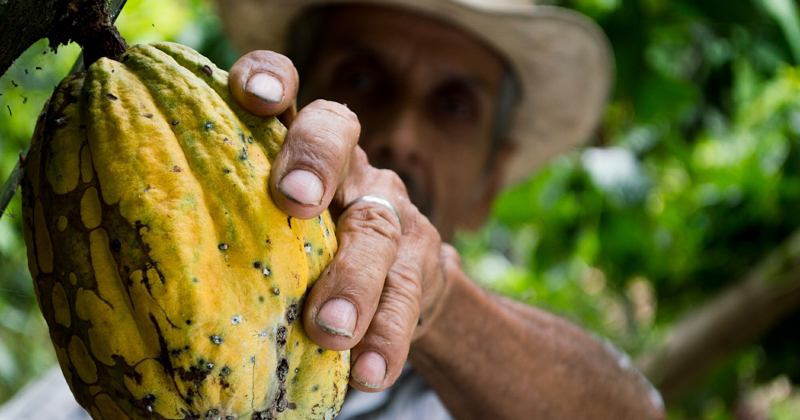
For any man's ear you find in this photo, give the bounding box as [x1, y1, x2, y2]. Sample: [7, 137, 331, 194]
[462, 140, 517, 231]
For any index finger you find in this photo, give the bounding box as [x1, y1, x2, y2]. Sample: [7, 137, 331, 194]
[229, 50, 299, 118]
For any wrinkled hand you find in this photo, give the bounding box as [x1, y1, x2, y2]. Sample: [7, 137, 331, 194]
[229, 51, 453, 392]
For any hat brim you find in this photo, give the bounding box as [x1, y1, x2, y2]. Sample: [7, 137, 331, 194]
[215, 0, 613, 186]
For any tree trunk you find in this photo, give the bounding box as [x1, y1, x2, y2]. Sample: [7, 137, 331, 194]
[637, 229, 800, 404]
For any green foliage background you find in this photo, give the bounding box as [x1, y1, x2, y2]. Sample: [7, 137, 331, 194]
[1, 0, 800, 418]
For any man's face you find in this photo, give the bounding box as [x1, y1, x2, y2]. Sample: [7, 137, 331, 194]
[299, 6, 509, 241]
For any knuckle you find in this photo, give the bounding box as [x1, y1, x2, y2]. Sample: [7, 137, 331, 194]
[308, 99, 361, 129]
[340, 205, 402, 243]
[379, 169, 407, 194]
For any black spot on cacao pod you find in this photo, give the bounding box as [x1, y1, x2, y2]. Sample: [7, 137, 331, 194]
[205, 121, 214, 131]
[286, 301, 298, 324]
[287, 402, 296, 410]
[172, 120, 179, 126]
[312, 385, 319, 392]
[317, 348, 324, 355]
[275, 385, 288, 412]
[206, 362, 214, 370]
[272, 287, 279, 295]
[223, 168, 231, 174]
[210, 335, 223, 345]
[220, 366, 231, 377]
[277, 357, 289, 382]
[202, 65, 213, 76]
[258, 296, 265, 303]
[110, 239, 121, 252]
[106, 93, 117, 101]
[218, 243, 228, 250]
[144, 113, 154, 119]
[186, 319, 192, 325]
[253, 261, 261, 269]
[287, 216, 292, 228]
[276, 325, 287, 347]
[248, 136, 254, 144]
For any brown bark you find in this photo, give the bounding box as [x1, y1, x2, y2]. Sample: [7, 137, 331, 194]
[0, 0, 127, 77]
[636, 229, 800, 404]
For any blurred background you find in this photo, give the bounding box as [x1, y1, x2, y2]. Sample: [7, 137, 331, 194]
[1, 0, 800, 418]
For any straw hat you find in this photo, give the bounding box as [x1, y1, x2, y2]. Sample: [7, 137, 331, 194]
[216, 0, 613, 186]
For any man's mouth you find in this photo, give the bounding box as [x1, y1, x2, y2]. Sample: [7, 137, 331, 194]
[395, 170, 433, 219]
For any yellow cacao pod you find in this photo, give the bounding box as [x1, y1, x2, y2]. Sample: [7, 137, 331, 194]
[20, 42, 348, 420]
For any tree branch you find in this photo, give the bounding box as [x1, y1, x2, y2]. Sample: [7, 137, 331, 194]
[0, 0, 127, 78]
[636, 230, 800, 404]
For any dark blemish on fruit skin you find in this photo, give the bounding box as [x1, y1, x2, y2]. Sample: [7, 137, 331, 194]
[272, 287, 279, 295]
[254, 261, 262, 269]
[202, 65, 213, 76]
[210, 335, 223, 345]
[248, 136, 254, 144]
[277, 357, 289, 382]
[144, 113, 154, 119]
[110, 239, 121, 252]
[106, 93, 117, 101]
[172, 120, 179, 126]
[287, 216, 292, 228]
[222, 168, 231, 174]
[286, 301, 298, 324]
[205, 121, 214, 131]
[275, 386, 288, 412]
[317, 348, 324, 355]
[218, 243, 228, 250]
[186, 319, 192, 325]
[220, 366, 231, 377]
[276, 325, 287, 347]
[258, 296, 265, 303]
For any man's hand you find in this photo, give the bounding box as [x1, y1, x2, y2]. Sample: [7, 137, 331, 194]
[229, 51, 450, 392]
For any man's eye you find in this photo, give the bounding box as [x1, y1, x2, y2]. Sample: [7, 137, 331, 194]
[344, 69, 376, 92]
[432, 95, 476, 122]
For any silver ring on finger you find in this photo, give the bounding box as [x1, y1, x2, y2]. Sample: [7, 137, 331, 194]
[342, 195, 402, 228]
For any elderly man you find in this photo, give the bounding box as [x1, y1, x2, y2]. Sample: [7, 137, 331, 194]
[217, 0, 666, 419]
[0, 1, 665, 419]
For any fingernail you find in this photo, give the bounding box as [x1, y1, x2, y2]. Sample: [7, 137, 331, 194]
[245, 73, 283, 103]
[316, 299, 357, 338]
[278, 170, 324, 206]
[352, 352, 386, 389]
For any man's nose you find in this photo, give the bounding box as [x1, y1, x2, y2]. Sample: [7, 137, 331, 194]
[362, 110, 424, 169]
